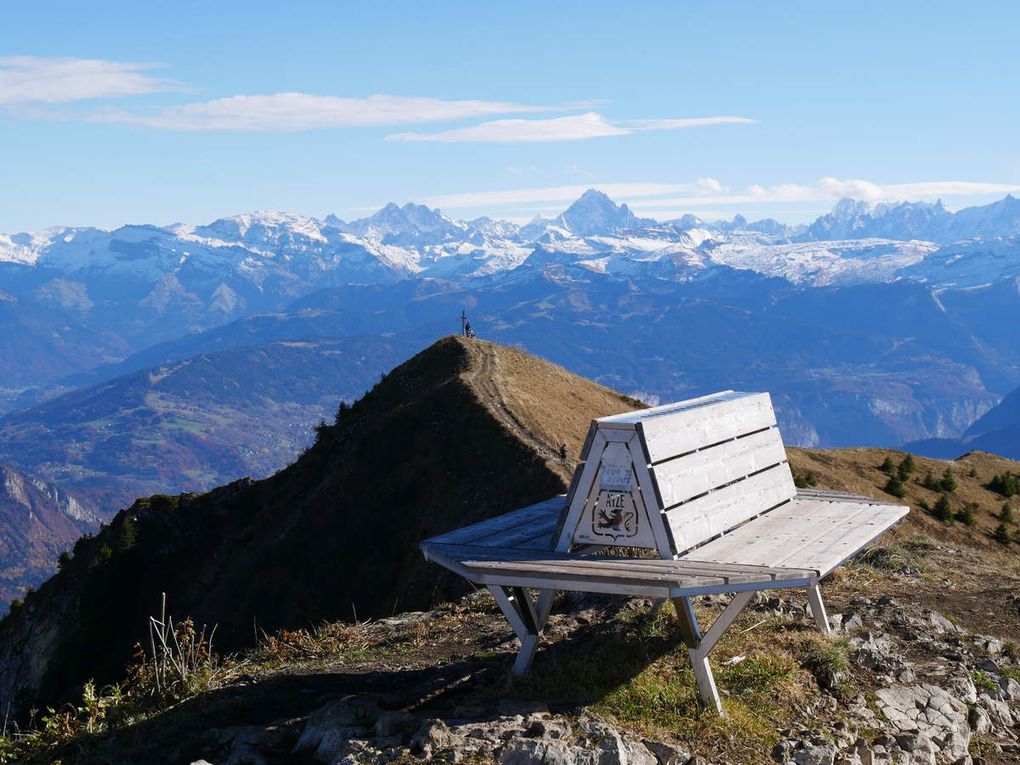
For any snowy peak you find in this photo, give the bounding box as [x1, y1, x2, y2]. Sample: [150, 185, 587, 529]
[341, 202, 467, 245]
[190, 211, 328, 247]
[804, 196, 1020, 243]
[555, 189, 654, 236]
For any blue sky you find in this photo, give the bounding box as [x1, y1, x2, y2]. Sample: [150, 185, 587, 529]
[1, 1, 1018, 231]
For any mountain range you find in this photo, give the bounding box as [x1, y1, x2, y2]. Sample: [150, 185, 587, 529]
[0, 190, 1019, 603]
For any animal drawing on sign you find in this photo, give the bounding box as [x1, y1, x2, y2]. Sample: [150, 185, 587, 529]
[593, 491, 638, 541]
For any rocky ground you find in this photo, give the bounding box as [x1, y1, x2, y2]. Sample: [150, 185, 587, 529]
[64, 539, 1017, 765]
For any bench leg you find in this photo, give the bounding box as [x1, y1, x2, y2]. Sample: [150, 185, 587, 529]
[806, 582, 831, 635]
[488, 585, 550, 677]
[673, 591, 754, 715]
[672, 596, 702, 648]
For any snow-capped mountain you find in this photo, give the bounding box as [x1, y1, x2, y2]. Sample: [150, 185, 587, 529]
[4, 191, 1019, 294]
[803, 195, 1020, 243]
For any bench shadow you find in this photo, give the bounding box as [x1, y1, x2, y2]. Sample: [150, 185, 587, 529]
[65, 600, 691, 763]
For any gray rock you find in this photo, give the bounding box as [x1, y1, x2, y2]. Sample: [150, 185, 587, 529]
[373, 710, 413, 739]
[998, 677, 1020, 702]
[410, 719, 462, 758]
[499, 739, 590, 765]
[214, 724, 289, 765]
[792, 739, 837, 765]
[968, 705, 991, 735]
[925, 612, 962, 635]
[577, 718, 657, 765]
[642, 739, 690, 765]
[874, 684, 971, 763]
[294, 700, 375, 763]
[977, 693, 1014, 728]
[524, 717, 572, 740]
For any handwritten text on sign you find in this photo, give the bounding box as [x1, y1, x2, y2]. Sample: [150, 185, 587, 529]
[600, 463, 634, 493]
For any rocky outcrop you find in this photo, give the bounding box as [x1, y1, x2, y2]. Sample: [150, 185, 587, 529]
[186, 591, 1019, 765]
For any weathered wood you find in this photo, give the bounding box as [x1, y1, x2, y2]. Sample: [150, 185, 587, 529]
[685, 497, 908, 575]
[426, 498, 563, 546]
[807, 583, 831, 634]
[673, 597, 701, 648]
[651, 427, 788, 509]
[554, 431, 608, 551]
[636, 392, 777, 464]
[665, 463, 796, 551]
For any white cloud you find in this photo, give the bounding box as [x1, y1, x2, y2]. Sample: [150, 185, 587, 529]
[92, 92, 550, 131]
[622, 116, 758, 130]
[0, 56, 178, 104]
[388, 111, 757, 143]
[629, 178, 1020, 210]
[423, 179, 727, 209]
[389, 112, 628, 143]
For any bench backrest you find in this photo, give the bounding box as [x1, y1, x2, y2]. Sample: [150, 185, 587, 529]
[558, 391, 796, 557]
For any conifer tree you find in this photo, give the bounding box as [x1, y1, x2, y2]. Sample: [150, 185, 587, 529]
[933, 494, 953, 523]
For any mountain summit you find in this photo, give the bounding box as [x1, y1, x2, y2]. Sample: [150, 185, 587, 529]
[554, 189, 654, 236]
[0, 336, 640, 713]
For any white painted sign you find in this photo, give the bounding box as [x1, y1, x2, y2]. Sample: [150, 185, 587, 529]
[600, 463, 634, 492]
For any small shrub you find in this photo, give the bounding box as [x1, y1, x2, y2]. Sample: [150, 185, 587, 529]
[897, 455, 916, 480]
[933, 494, 953, 523]
[1001, 503, 1015, 524]
[954, 503, 976, 527]
[994, 522, 1012, 545]
[989, 472, 1020, 498]
[940, 469, 957, 493]
[967, 467, 978, 478]
[879, 457, 896, 475]
[973, 670, 999, 694]
[334, 399, 350, 423]
[917, 498, 931, 512]
[921, 471, 941, 491]
[883, 476, 906, 498]
[797, 637, 850, 694]
[313, 419, 330, 447]
[793, 470, 819, 489]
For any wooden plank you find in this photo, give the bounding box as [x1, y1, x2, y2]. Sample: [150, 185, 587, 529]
[685, 498, 908, 575]
[473, 516, 559, 549]
[445, 546, 809, 583]
[475, 572, 674, 599]
[683, 500, 872, 566]
[666, 463, 796, 551]
[424, 497, 563, 546]
[463, 558, 767, 586]
[626, 439, 679, 558]
[636, 392, 778, 464]
[651, 427, 788, 509]
[554, 431, 608, 551]
[795, 488, 878, 504]
[767, 504, 909, 575]
[598, 390, 738, 424]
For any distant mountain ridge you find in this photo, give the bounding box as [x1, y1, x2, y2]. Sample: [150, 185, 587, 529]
[0, 465, 96, 606]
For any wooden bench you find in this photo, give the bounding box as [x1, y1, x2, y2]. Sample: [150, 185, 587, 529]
[421, 391, 908, 713]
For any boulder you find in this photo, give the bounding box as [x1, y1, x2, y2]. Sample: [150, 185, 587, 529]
[874, 685, 971, 763]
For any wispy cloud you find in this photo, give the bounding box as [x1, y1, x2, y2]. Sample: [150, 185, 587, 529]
[388, 112, 756, 143]
[90, 92, 551, 131]
[0, 56, 179, 104]
[629, 178, 1020, 211]
[424, 179, 727, 209]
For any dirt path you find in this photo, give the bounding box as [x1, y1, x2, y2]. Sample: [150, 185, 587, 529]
[462, 340, 569, 474]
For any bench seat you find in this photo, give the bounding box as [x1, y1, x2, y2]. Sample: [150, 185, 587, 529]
[420, 391, 910, 714]
[683, 493, 908, 578]
[424, 542, 817, 599]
